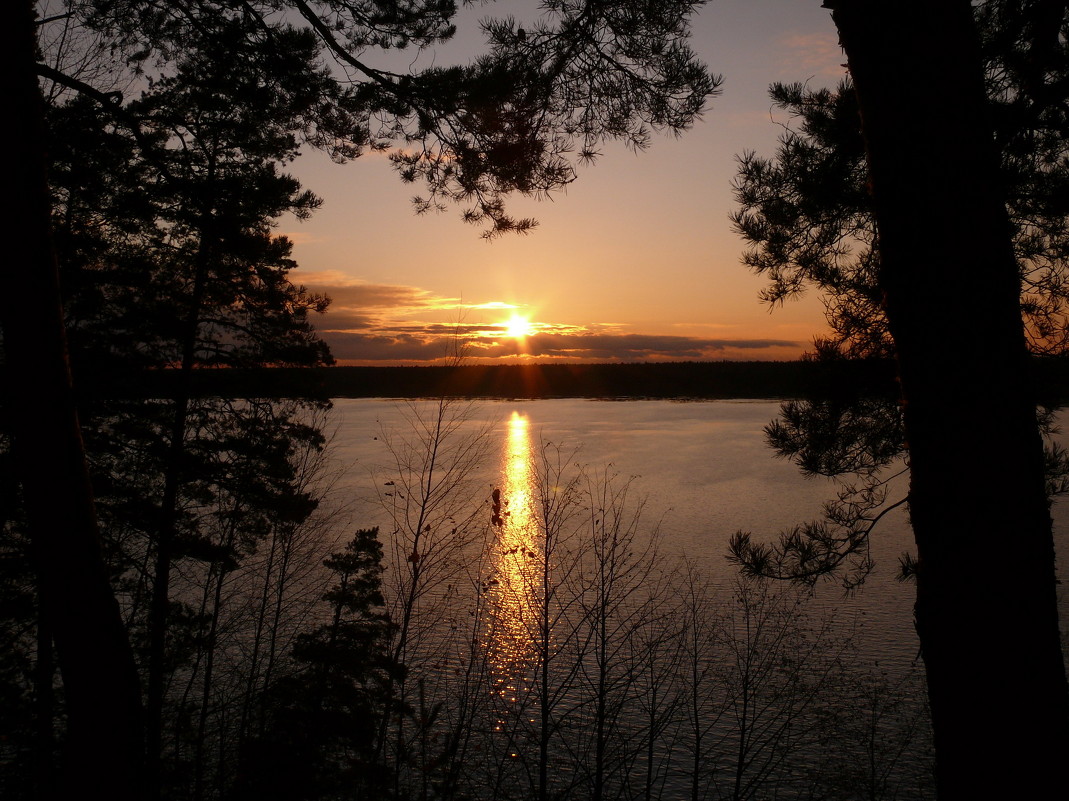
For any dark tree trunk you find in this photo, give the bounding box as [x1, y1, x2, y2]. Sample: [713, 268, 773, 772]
[34, 600, 55, 801]
[5, 3, 144, 797]
[146, 224, 212, 800]
[826, 1, 1069, 796]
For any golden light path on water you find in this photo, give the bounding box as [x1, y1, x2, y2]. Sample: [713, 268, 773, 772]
[486, 411, 543, 735]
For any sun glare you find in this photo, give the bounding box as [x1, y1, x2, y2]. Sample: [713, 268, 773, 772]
[504, 314, 533, 339]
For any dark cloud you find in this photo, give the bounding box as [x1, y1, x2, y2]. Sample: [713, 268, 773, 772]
[323, 332, 463, 362]
[314, 311, 378, 331]
[322, 329, 801, 364]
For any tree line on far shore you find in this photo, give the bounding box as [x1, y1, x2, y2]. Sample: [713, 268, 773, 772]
[62, 356, 1069, 404]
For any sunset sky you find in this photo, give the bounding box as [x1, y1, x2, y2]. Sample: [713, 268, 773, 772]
[283, 0, 846, 365]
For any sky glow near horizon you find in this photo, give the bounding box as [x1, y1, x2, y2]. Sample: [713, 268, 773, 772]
[283, 0, 846, 365]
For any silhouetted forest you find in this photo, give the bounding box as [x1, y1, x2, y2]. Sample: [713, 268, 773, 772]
[75, 360, 869, 399]
[61, 356, 1069, 402]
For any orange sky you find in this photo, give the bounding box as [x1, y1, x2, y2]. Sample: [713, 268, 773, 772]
[282, 0, 845, 365]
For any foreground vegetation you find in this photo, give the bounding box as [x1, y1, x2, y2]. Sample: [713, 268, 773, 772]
[1, 396, 934, 800]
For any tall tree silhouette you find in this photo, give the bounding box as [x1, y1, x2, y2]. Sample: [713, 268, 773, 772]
[47, 28, 336, 793]
[733, 2, 1069, 796]
[4, 6, 145, 797]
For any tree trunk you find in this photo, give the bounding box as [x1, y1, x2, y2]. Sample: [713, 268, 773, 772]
[826, 1, 1069, 796]
[34, 599, 55, 801]
[146, 206, 214, 798]
[5, 3, 144, 797]
[194, 554, 231, 801]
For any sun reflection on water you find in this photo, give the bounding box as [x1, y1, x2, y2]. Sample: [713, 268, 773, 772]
[485, 411, 543, 721]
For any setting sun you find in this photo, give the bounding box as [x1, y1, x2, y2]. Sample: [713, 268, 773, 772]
[504, 314, 533, 339]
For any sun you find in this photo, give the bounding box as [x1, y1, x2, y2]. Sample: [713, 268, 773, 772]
[504, 314, 533, 339]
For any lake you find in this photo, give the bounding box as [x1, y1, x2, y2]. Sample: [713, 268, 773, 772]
[320, 397, 1069, 799]
[330, 399, 922, 657]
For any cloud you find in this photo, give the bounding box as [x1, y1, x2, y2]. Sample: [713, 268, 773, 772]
[321, 327, 801, 364]
[314, 311, 378, 331]
[322, 332, 463, 362]
[288, 273, 803, 363]
[776, 32, 847, 81]
[469, 332, 800, 360]
[291, 273, 526, 317]
[467, 301, 522, 311]
[292, 272, 457, 312]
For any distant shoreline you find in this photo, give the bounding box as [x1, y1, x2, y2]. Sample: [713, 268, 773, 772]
[68, 358, 1069, 403]
[76, 361, 890, 400]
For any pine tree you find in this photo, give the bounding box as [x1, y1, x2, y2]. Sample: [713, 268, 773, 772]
[732, 2, 1069, 795]
[235, 528, 400, 801]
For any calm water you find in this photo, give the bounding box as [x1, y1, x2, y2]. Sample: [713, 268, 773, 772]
[322, 397, 1069, 798]
[325, 397, 1069, 672]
